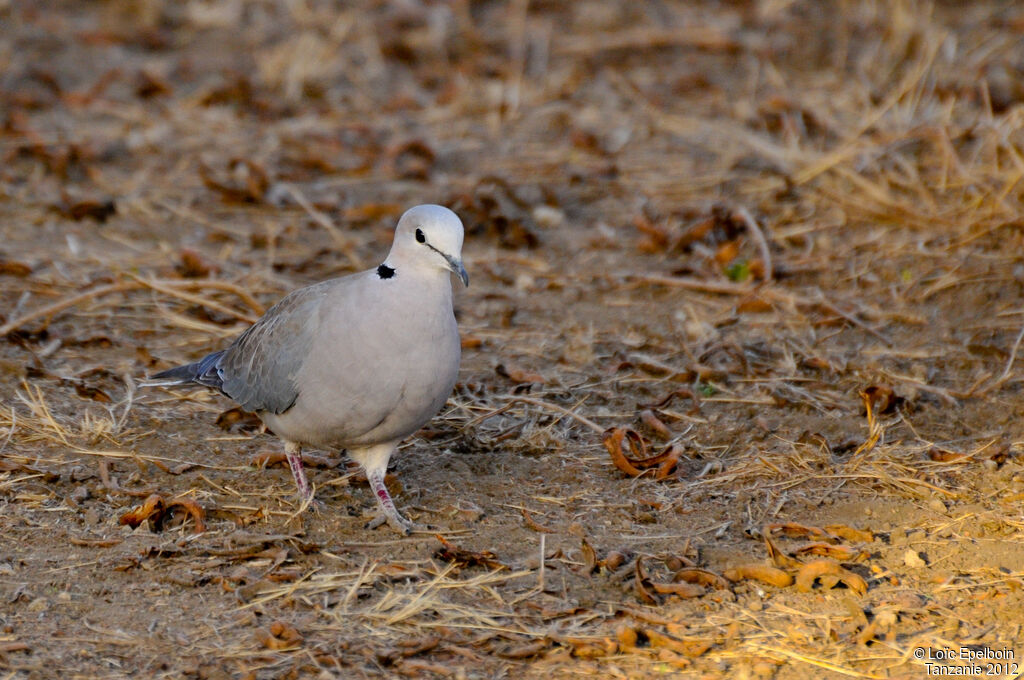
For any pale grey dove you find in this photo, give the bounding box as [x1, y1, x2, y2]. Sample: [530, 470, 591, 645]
[150, 204, 468, 533]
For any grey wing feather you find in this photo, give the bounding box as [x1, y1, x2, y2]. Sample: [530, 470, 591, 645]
[217, 281, 332, 414]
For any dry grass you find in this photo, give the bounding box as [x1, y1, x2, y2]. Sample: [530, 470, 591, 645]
[2, 0, 1024, 678]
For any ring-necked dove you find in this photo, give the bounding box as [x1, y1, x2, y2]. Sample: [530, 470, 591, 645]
[150, 204, 467, 533]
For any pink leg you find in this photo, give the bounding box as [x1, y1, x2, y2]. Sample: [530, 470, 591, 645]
[365, 466, 413, 534]
[348, 442, 414, 534]
[284, 441, 312, 501]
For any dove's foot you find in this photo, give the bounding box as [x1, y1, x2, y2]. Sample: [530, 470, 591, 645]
[365, 510, 419, 535]
[364, 466, 421, 535]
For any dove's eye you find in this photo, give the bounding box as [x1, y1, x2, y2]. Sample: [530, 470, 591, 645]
[415, 228, 425, 243]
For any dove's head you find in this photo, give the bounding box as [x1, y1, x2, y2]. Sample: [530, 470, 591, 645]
[386, 204, 468, 286]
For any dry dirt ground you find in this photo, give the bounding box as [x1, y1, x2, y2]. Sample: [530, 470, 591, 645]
[2, 1, 1024, 678]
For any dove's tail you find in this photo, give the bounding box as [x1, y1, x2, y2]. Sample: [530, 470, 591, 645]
[142, 350, 226, 390]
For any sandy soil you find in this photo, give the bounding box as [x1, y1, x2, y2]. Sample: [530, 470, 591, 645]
[1, 1, 1024, 678]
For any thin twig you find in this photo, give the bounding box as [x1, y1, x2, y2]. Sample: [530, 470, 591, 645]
[0, 278, 266, 337]
[626, 274, 753, 295]
[0, 282, 137, 337]
[495, 395, 605, 433]
[735, 206, 773, 282]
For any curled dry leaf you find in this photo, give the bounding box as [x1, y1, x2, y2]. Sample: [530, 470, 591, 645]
[616, 624, 639, 650]
[118, 494, 164, 528]
[448, 176, 542, 249]
[793, 543, 869, 562]
[649, 581, 705, 598]
[861, 384, 897, 415]
[495, 363, 545, 384]
[722, 564, 793, 587]
[643, 628, 710, 658]
[497, 640, 548, 659]
[603, 427, 680, 479]
[639, 409, 672, 440]
[177, 249, 212, 278]
[763, 534, 801, 569]
[633, 558, 658, 605]
[824, 524, 874, 543]
[634, 213, 670, 252]
[53, 194, 117, 222]
[520, 508, 555, 533]
[766, 522, 833, 541]
[199, 159, 268, 204]
[0, 260, 32, 277]
[72, 381, 111, 403]
[580, 537, 598, 574]
[434, 535, 506, 570]
[673, 568, 730, 590]
[118, 494, 206, 533]
[795, 559, 868, 595]
[257, 621, 302, 650]
[602, 550, 631, 570]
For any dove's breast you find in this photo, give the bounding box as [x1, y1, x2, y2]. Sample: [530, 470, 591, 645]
[261, 269, 460, 449]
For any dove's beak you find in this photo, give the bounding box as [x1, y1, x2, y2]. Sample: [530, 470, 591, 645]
[446, 256, 469, 287]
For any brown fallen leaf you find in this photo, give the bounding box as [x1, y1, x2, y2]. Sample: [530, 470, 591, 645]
[722, 564, 793, 587]
[649, 581, 704, 598]
[199, 159, 268, 204]
[601, 550, 631, 570]
[766, 522, 833, 541]
[52, 194, 117, 222]
[634, 558, 658, 605]
[118, 494, 206, 533]
[434, 535, 506, 570]
[673, 568, 730, 590]
[521, 508, 555, 533]
[118, 494, 164, 528]
[639, 409, 672, 440]
[736, 295, 773, 313]
[177, 249, 212, 278]
[763, 534, 801, 569]
[655, 445, 683, 481]
[495, 363, 545, 384]
[795, 559, 868, 595]
[603, 427, 680, 479]
[257, 621, 302, 650]
[824, 524, 874, 543]
[616, 625, 639, 650]
[861, 384, 897, 415]
[0, 260, 32, 277]
[634, 213, 670, 252]
[164, 498, 207, 533]
[72, 381, 111, 403]
[580, 537, 598, 574]
[793, 543, 869, 561]
[68, 536, 123, 548]
[135, 69, 172, 98]
[496, 640, 548, 659]
[643, 628, 710, 657]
